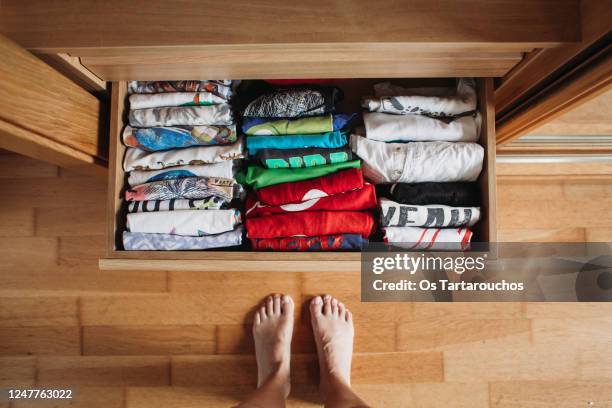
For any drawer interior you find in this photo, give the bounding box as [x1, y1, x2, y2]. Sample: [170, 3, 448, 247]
[102, 78, 496, 270]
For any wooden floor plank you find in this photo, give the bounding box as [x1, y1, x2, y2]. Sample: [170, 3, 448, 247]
[37, 356, 170, 386]
[412, 302, 523, 320]
[0, 357, 36, 387]
[0, 208, 34, 237]
[0, 150, 59, 179]
[490, 381, 612, 408]
[35, 206, 106, 237]
[444, 345, 580, 382]
[215, 320, 395, 355]
[0, 297, 78, 327]
[57, 235, 106, 267]
[396, 319, 531, 351]
[0, 268, 168, 295]
[0, 327, 80, 356]
[10, 386, 125, 408]
[83, 325, 215, 355]
[0, 177, 106, 209]
[0, 237, 58, 270]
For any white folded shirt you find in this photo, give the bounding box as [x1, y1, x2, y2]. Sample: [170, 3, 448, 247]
[126, 209, 241, 236]
[129, 92, 228, 109]
[363, 112, 480, 142]
[350, 135, 484, 184]
[123, 137, 244, 171]
[129, 104, 233, 127]
[364, 78, 477, 117]
[383, 226, 473, 251]
[127, 162, 234, 186]
[379, 198, 480, 227]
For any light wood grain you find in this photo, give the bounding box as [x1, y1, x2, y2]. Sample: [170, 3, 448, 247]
[0, 357, 36, 387]
[396, 319, 531, 351]
[496, 46, 612, 145]
[529, 89, 612, 135]
[1, 152, 612, 405]
[0, 34, 106, 176]
[0, 327, 81, 356]
[0, 297, 78, 327]
[81, 48, 522, 80]
[495, 0, 612, 115]
[489, 381, 612, 408]
[83, 325, 216, 355]
[36, 52, 107, 93]
[37, 356, 170, 386]
[12, 387, 125, 408]
[1, 1, 579, 50]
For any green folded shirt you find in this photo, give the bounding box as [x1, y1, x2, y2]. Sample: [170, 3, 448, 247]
[238, 160, 361, 190]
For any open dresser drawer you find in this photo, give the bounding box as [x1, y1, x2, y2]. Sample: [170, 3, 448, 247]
[100, 78, 497, 271]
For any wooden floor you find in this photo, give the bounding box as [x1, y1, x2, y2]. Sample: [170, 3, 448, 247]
[1, 150, 612, 407]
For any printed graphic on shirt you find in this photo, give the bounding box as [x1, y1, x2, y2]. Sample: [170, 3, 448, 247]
[379, 198, 480, 227]
[257, 146, 352, 168]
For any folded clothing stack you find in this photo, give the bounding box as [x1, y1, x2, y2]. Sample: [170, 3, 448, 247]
[352, 79, 484, 250]
[239, 81, 375, 251]
[121, 80, 245, 251]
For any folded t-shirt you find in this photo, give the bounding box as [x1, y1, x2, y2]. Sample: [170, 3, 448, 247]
[246, 183, 377, 217]
[246, 211, 375, 239]
[239, 160, 361, 190]
[127, 80, 233, 99]
[243, 86, 342, 118]
[377, 182, 480, 207]
[256, 146, 352, 168]
[255, 167, 364, 206]
[129, 92, 228, 109]
[127, 162, 234, 187]
[246, 131, 347, 155]
[129, 105, 233, 127]
[362, 112, 480, 142]
[127, 197, 227, 213]
[127, 209, 241, 236]
[251, 234, 367, 251]
[351, 135, 483, 184]
[379, 198, 480, 227]
[123, 125, 237, 151]
[364, 78, 477, 117]
[125, 176, 238, 202]
[123, 227, 243, 251]
[383, 226, 473, 251]
[242, 113, 355, 135]
[123, 137, 243, 171]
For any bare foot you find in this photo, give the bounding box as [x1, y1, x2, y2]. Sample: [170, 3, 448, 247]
[253, 294, 294, 397]
[310, 294, 354, 400]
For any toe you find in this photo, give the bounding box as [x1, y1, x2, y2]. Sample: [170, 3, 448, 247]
[266, 296, 274, 316]
[338, 302, 346, 317]
[254, 310, 262, 325]
[273, 294, 281, 315]
[331, 297, 339, 316]
[346, 309, 352, 322]
[260, 305, 267, 319]
[323, 294, 332, 316]
[310, 296, 323, 316]
[282, 294, 294, 315]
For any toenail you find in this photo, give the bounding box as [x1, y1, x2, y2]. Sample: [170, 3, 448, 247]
[313, 296, 322, 304]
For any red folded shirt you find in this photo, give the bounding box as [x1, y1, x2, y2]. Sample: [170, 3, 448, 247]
[251, 234, 365, 251]
[256, 168, 364, 206]
[246, 183, 377, 217]
[246, 211, 375, 239]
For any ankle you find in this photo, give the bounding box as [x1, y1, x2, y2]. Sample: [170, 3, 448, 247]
[327, 370, 351, 387]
